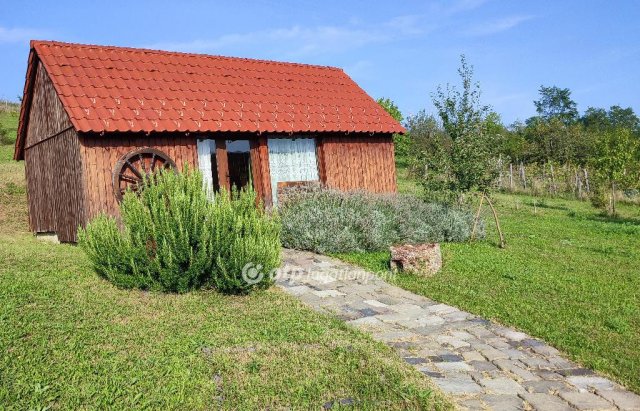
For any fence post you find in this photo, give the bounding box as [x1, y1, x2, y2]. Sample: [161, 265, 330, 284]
[583, 169, 590, 194]
[520, 162, 527, 189]
[509, 163, 514, 191]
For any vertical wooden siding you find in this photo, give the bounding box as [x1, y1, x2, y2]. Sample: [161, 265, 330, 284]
[25, 61, 73, 147]
[23, 61, 85, 242]
[320, 134, 397, 193]
[78, 133, 198, 220]
[24, 129, 86, 242]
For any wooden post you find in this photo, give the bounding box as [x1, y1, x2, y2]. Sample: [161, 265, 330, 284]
[509, 163, 514, 191]
[215, 139, 230, 192]
[470, 194, 485, 241]
[484, 194, 506, 248]
[583, 168, 590, 193]
[520, 162, 527, 189]
[550, 163, 557, 195]
[249, 136, 272, 208]
[575, 169, 582, 199]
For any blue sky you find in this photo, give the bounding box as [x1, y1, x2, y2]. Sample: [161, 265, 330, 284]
[0, 0, 638, 124]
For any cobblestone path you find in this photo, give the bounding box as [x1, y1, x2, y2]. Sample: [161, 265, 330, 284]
[277, 249, 640, 411]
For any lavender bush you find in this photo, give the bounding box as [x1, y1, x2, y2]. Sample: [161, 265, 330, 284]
[279, 187, 482, 253]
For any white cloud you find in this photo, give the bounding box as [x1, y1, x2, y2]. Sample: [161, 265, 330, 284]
[0, 26, 47, 44]
[464, 15, 534, 36]
[146, 21, 404, 58]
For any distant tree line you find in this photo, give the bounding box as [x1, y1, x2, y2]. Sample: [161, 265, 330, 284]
[378, 57, 640, 216]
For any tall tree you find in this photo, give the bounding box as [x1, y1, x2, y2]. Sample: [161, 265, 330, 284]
[608, 105, 640, 133]
[590, 128, 638, 215]
[533, 85, 578, 124]
[376, 97, 409, 158]
[430, 55, 504, 246]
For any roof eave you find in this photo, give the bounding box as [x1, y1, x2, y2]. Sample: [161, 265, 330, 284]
[13, 47, 37, 161]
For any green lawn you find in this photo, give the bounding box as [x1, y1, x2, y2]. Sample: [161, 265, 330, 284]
[0, 109, 19, 143]
[336, 171, 640, 394]
[0, 144, 450, 410]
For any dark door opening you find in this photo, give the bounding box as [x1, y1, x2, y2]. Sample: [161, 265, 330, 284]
[226, 140, 252, 190]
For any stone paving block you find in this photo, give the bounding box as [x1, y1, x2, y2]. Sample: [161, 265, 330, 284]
[466, 325, 496, 339]
[519, 392, 573, 411]
[531, 344, 561, 357]
[442, 310, 471, 322]
[479, 377, 526, 395]
[536, 370, 565, 381]
[486, 338, 512, 350]
[567, 376, 616, 392]
[433, 375, 483, 395]
[558, 391, 616, 410]
[362, 299, 388, 308]
[483, 394, 525, 410]
[470, 360, 499, 372]
[416, 316, 447, 328]
[519, 356, 555, 370]
[596, 389, 640, 411]
[376, 295, 402, 305]
[403, 356, 428, 365]
[462, 351, 486, 362]
[450, 330, 475, 340]
[371, 330, 416, 343]
[523, 380, 571, 394]
[312, 289, 346, 298]
[480, 346, 510, 361]
[346, 316, 383, 328]
[387, 302, 423, 314]
[459, 398, 485, 410]
[427, 303, 458, 315]
[434, 361, 473, 373]
[493, 358, 540, 381]
[436, 335, 471, 349]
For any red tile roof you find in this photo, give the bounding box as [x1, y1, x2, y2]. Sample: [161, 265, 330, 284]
[29, 40, 405, 135]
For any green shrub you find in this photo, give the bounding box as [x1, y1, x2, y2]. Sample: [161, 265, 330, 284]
[279, 187, 481, 254]
[79, 167, 281, 294]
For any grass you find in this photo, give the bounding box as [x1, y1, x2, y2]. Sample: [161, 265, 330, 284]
[336, 170, 640, 393]
[0, 144, 451, 410]
[0, 108, 19, 144]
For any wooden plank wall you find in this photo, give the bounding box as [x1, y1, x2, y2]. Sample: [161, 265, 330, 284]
[320, 134, 397, 193]
[78, 133, 198, 220]
[24, 129, 86, 242]
[23, 60, 86, 242]
[24, 61, 74, 147]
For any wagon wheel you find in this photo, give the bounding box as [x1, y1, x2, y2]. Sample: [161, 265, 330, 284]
[112, 148, 176, 202]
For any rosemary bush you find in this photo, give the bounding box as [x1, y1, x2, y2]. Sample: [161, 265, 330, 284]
[279, 187, 480, 254]
[79, 168, 281, 294]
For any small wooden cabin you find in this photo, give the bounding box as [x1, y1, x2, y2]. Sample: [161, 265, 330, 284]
[14, 40, 404, 242]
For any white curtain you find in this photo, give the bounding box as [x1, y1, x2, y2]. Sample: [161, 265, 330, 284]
[196, 139, 216, 196]
[268, 138, 319, 205]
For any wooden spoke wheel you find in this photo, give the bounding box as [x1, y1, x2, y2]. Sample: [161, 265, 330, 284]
[112, 148, 176, 202]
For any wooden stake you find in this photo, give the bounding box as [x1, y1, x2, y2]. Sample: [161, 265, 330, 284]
[470, 193, 485, 241]
[583, 168, 590, 193]
[485, 194, 506, 248]
[509, 163, 514, 191]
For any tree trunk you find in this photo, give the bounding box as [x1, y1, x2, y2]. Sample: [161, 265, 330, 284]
[611, 180, 617, 216]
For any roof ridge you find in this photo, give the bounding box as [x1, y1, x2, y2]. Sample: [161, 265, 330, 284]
[31, 39, 344, 72]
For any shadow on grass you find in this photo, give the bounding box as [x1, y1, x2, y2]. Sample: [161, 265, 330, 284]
[586, 213, 640, 226]
[523, 200, 569, 211]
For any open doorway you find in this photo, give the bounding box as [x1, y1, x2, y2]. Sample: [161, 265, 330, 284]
[226, 140, 252, 190]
